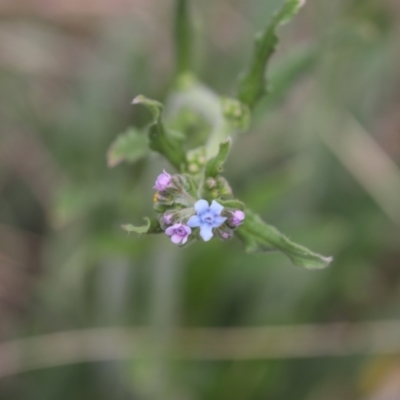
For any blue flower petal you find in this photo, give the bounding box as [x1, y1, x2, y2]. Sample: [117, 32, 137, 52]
[210, 200, 224, 215]
[199, 225, 213, 241]
[194, 199, 209, 214]
[187, 215, 201, 227]
[212, 216, 227, 228]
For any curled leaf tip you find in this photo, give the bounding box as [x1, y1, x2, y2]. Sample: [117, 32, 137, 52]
[131, 95, 144, 105]
[224, 137, 233, 144]
[322, 256, 334, 265]
[121, 218, 162, 235]
[121, 224, 135, 233]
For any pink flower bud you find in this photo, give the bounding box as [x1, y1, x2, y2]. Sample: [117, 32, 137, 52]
[163, 213, 173, 225]
[231, 210, 245, 226]
[153, 170, 172, 191]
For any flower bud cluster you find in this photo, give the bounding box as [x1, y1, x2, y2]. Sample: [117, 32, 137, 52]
[203, 176, 232, 199]
[185, 148, 207, 174]
[152, 170, 245, 246]
[152, 171, 197, 214]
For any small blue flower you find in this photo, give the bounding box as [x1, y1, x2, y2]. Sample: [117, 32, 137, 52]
[187, 199, 227, 241]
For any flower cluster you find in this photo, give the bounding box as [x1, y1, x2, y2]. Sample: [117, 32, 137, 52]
[153, 170, 245, 246]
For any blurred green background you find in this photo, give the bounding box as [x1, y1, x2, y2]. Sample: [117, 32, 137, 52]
[1, 0, 400, 399]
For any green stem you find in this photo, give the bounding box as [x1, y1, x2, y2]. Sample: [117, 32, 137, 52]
[175, 0, 193, 76]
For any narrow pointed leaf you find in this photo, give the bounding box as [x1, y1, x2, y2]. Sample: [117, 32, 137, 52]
[133, 95, 186, 170]
[218, 199, 245, 211]
[107, 127, 149, 167]
[236, 208, 332, 269]
[205, 138, 232, 177]
[237, 0, 306, 108]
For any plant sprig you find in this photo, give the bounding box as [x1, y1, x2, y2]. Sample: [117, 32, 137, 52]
[107, 0, 333, 269]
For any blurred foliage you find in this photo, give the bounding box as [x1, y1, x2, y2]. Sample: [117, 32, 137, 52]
[0, 0, 400, 399]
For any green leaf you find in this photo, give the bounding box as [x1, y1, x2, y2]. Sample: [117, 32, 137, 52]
[237, 0, 306, 108]
[107, 127, 149, 167]
[218, 199, 245, 210]
[236, 208, 333, 269]
[205, 138, 232, 177]
[121, 218, 163, 235]
[133, 95, 186, 170]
